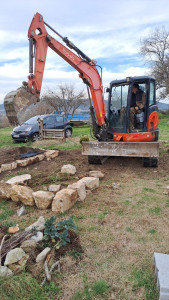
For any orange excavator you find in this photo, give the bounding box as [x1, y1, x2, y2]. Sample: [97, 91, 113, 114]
[5, 12, 159, 166]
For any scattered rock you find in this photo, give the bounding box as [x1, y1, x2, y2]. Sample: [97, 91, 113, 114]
[8, 254, 29, 274]
[21, 239, 37, 253]
[4, 248, 26, 265]
[30, 231, 43, 242]
[8, 225, 19, 234]
[48, 184, 61, 193]
[0, 182, 12, 200]
[36, 247, 51, 263]
[32, 191, 54, 209]
[17, 206, 27, 217]
[10, 185, 34, 206]
[112, 182, 120, 189]
[78, 177, 99, 190]
[61, 164, 76, 175]
[52, 188, 77, 213]
[68, 181, 86, 201]
[0, 266, 13, 277]
[25, 216, 45, 232]
[6, 174, 31, 185]
[88, 170, 104, 178]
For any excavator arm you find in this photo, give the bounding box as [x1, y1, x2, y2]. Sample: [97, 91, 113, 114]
[28, 12, 106, 129]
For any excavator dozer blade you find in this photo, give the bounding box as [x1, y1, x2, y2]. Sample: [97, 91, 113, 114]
[4, 87, 39, 126]
[82, 141, 159, 165]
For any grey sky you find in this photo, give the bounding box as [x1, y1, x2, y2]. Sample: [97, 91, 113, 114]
[0, 0, 169, 103]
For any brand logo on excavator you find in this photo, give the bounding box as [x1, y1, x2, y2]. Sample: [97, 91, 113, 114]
[63, 48, 75, 61]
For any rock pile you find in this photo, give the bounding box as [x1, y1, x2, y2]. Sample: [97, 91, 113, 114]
[0, 166, 103, 213]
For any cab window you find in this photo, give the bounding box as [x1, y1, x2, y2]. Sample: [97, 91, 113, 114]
[149, 81, 155, 105]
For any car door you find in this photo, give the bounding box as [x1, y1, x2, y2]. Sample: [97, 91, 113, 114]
[56, 116, 65, 129]
[43, 116, 56, 129]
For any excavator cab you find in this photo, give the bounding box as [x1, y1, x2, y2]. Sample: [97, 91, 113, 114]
[107, 76, 159, 142]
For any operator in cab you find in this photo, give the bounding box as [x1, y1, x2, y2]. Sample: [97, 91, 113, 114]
[130, 83, 146, 129]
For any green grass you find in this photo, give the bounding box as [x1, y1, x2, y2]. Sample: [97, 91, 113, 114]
[130, 264, 159, 300]
[158, 113, 169, 141]
[72, 125, 91, 137]
[0, 201, 15, 226]
[0, 273, 62, 300]
[73, 277, 110, 300]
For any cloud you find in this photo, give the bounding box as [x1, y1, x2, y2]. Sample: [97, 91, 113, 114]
[0, 0, 169, 104]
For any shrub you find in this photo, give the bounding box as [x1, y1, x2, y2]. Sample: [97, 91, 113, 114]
[79, 136, 89, 144]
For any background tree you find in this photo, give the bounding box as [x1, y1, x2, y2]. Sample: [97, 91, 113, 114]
[140, 27, 169, 97]
[43, 83, 87, 118]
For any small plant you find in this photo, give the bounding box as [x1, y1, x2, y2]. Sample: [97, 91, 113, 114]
[79, 136, 89, 144]
[44, 216, 77, 248]
[148, 228, 157, 234]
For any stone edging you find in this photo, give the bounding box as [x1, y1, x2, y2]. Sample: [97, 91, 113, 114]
[0, 150, 59, 173]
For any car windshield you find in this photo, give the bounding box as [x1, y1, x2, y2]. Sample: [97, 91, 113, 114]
[24, 116, 40, 125]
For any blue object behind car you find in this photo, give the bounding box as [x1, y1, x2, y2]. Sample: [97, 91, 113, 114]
[11, 114, 72, 142]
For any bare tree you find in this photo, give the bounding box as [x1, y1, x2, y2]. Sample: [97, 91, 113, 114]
[140, 27, 169, 97]
[43, 83, 87, 118]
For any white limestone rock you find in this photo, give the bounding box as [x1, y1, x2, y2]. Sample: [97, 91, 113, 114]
[52, 188, 77, 213]
[0, 266, 13, 277]
[48, 184, 61, 193]
[32, 191, 54, 209]
[30, 231, 43, 242]
[10, 185, 34, 206]
[61, 164, 76, 175]
[68, 181, 86, 201]
[6, 174, 31, 185]
[0, 182, 12, 200]
[36, 247, 51, 263]
[78, 177, 99, 190]
[25, 216, 45, 232]
[4, 248, 26, 266]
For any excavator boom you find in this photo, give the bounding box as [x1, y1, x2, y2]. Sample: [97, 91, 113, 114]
[28, 12, 105, 127]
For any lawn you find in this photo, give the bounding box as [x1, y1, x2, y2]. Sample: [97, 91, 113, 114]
[0, 113, 168, 299]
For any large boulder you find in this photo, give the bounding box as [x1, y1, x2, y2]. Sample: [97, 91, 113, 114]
[52, 188, 77, 213]
[0, 182, 12, 200]
[68, 181, 86, 201]
[10, 185, 34, 206]
[4, 87, 39, 125]
[32, 191, 54, 209]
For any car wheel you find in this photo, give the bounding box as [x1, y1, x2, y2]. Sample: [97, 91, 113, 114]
[65, 128, 72, 138]
[31, 132, 39, 142]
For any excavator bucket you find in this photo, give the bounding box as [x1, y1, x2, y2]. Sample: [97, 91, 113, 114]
[4, 87, 39, 125]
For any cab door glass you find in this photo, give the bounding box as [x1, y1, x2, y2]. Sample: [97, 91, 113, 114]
[109, 84, 128, 129]
[149, 81, 155, 106]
